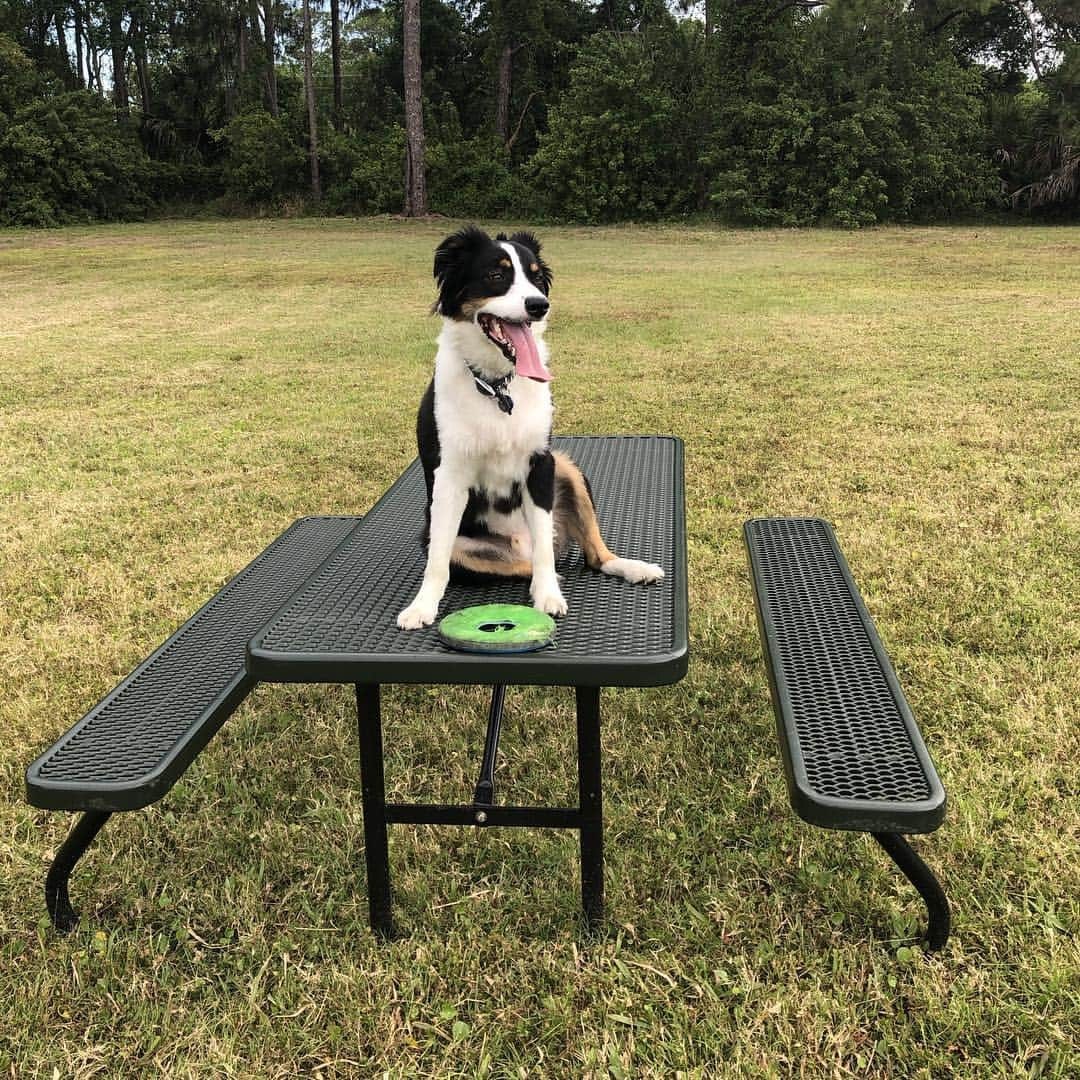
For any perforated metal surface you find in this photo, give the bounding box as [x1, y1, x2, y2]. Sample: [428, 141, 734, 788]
[744, 518, 945, 833]
[248, 437, 688, 687]
[26, 516, 360, 812]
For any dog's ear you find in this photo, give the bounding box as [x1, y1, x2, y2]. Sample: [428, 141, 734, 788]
[509, 231, 553, 294]
[508, 231, 541, 256]
[433, 226, 489, 287]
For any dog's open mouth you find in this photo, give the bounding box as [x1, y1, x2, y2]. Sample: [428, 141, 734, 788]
[477, 313, 552, 382]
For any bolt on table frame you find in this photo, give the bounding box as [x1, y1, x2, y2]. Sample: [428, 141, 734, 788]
[246, 436, 688, 935]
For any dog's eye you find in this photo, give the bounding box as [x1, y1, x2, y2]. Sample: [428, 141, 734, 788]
[485, 270, 505, 283]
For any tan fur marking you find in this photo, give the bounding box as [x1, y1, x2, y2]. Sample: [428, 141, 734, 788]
[458, 297, 485, 320]
[499, 258, 512, 268]
[553, 452, 617, 570]
[452, 543, 532, 578]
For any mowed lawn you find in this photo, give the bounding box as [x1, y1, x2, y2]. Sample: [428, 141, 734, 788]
[1, 220, 1077, 1077]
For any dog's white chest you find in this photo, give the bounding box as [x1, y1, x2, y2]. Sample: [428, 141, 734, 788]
[433, 349, 553, 485]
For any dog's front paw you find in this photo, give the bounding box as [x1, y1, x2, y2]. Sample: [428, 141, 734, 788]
[601, 557, 665, 585]
[397, 601, 438, 630]
[531, 580, 568, 617]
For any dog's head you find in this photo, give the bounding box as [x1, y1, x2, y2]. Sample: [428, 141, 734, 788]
[433, 226, 553, 381]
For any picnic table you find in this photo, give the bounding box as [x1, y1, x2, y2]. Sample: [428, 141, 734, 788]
[28, 432, 949, 948]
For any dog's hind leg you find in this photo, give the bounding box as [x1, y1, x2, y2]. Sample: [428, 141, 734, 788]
[552, 452, 665, 584]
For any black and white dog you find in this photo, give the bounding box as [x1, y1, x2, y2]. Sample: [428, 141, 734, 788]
[397, 226, 663, 630]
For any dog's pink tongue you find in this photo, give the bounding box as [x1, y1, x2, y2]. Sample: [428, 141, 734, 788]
[504, 321, 551, 382]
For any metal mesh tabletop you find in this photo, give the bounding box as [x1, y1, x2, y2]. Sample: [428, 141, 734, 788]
[248, 436, 688, 687]
[744, 517, 945, 833]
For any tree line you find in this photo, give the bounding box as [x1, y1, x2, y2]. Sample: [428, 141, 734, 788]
[1, 0, 1077, 227]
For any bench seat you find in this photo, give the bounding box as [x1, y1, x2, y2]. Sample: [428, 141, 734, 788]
[25, 515, 360, 928]
[28, 515, 359, 812]
[744, 517, 950, 949]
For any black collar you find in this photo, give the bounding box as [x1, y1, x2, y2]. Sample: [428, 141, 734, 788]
[467, 362, 514, 414]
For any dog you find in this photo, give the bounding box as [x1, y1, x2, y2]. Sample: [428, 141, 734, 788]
[397, 226, 664, 630]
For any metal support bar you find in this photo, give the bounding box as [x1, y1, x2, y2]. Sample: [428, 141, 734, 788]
[45, 810, 112, 933]
[386, 803, 581, 828]
[473, 684, 506, 806]
[355, 683, 394, 938]
[576, 685, 604, 929]
[872, 832, 950, 951]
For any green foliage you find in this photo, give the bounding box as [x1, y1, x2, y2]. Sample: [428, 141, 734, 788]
[1011, 46, 1080, 214]
[427, 133, 533, 217]
[528, 23, 706, 222]
[0, 32, 38, 114]
[707, 0, 1003, 226]
[321, 125, 409, 214]
[0, 0, 1076, 225]
[0, 91, 153, 226]
[210, 111, 307, 205]
[422, 103, 532, 217]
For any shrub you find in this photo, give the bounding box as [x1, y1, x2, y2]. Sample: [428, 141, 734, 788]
[527, 24, 706, 222]
[706, 0, 1002, 225]
[210, 111, 307, 205]
[427, 135, 532, 218]
[321, 125, 408, 215]
[0, 92, 154, 226]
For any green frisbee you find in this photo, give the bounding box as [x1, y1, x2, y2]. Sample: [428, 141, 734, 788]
[438, 604, 556, 654]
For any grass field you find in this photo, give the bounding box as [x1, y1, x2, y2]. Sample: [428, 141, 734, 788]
[1, 219, 1078, 1078]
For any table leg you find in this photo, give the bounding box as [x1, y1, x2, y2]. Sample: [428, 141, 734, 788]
[576, 685, 604, 928]
[355, 683, 394, 937]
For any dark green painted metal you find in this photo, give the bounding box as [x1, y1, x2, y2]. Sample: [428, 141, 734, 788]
[25, 516, 360, 812]
[744, 517, 946, 834]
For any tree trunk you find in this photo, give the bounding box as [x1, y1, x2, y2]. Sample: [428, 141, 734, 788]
[494, 39, 512, 143]
[248, 0, 264, 47]
[132, 16, 150, 115]
[402, 0, 427, 215]
[264, 0, 279, 118]
[90, 43, 102, 93]
[73, 0, 85, 88]
[107, 3, 129, 117]
[330, 0, 343, 129]
[303, 0, 321, 200]
[53, 6, 73, 85]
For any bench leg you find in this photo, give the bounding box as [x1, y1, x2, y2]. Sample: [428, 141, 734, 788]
[576, 686, 604, 929]
[872, 832, 950, 951]
[355, 683, 394, 938]
[45, 810, 112, 933]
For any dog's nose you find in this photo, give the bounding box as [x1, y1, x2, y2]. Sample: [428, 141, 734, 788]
[525, 296, 549, 320]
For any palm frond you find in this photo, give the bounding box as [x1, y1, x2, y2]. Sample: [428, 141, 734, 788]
[1012, 144, 1080, 210]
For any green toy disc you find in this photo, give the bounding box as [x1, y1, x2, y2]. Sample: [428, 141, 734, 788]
[438, 604, 556, 654]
